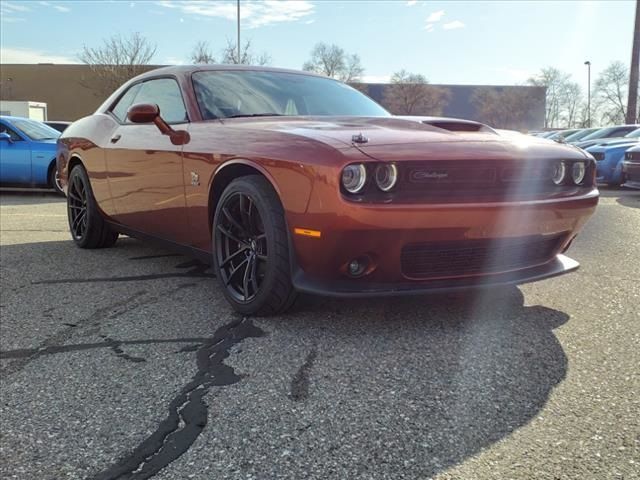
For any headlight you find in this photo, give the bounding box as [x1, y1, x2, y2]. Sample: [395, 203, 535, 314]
[571, 161, 586, 184]
[341, 164, 367, 193]
[552, 161, 566, 185]
[374, 163, 398, 191]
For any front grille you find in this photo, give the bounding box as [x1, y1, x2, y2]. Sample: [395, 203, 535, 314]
[400, 233, 566, 279]
[592, 152, 605, 161]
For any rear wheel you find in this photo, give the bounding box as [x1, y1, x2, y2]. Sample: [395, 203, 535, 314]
[67, 165, 118, 249]
[49, 165, 64, 196]
[213, 175, 297, 316]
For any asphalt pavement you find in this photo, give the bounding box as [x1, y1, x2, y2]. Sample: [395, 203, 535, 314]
[0, 188, 638, 480]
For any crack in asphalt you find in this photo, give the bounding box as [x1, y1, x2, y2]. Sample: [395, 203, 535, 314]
[31, 260, 214, 285]
[89, 317, 265, 480]
[290, 348, 318, 402]
[0, 337, 211, 360]
[0, 291, 149, 377]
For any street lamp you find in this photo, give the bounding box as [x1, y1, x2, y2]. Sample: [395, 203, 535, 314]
[584, 60, 591, 128]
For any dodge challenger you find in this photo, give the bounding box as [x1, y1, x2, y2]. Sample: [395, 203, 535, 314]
[57, 65, 599, 315]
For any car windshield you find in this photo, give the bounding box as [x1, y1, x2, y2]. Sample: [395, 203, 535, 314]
[192, 70, 390, 120]
[624, 128, 640, 138]
[564, 128, 598, 142]
[12, 119, 61, 140]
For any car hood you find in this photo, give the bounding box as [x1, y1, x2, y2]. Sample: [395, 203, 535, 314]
[222, 116, 584, 160]
[587, 140, 639, 153]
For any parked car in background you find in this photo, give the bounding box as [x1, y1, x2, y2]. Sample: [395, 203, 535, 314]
[57, 65, 598, 315]
[582, 128, 640, 148]
[0, 115, 63, 194]
[574, 125, 639, 149]
[563, 127, 600, 143]
[587, 138, 639, 186]
[622, 145, 640, 189]
[45, 121, 72, 133]
[546, 129, 580, 141]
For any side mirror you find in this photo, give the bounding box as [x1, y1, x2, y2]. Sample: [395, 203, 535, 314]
[0, 132, 12, 143]
[127, 103, 160, 124]
[126, 103, 190, 146]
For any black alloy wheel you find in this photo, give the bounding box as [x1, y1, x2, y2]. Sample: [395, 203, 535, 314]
[213, 175, 297, 315]
[67, 165, 118, 249]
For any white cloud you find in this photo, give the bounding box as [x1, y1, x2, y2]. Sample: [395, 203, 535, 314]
[304, 18, 315, 24]
[406, 0, 417, 5]
[0, 46, 77, 64]
[426, 9, 444, 22]
[442, 20, 465, 30]
[157, 0, 315, 28]
[38, 1, 70, 12]
[2, 1, 31, 12]
[424, 23, 434, 32]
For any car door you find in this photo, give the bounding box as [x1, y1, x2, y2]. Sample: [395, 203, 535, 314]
[0, 121, 31, 185]
[104, 77, 191, 244]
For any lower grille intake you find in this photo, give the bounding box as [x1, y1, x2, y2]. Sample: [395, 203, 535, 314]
[401, 233, 566, 279]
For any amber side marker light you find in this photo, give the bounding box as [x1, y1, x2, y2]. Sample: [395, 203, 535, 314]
[294, 228, 322, 238]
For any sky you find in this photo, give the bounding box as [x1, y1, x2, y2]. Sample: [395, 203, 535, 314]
[0, 0, 635, 87]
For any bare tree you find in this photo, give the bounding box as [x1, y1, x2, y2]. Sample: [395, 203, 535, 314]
[302, 42, 364, 82]
[79, 32, 157, 96]
[221, 39, 271, 65]
[594, 61, 629, 124]
[560, 82, 583, 128]
[528, 67, 572, 128]
[191, 41, 216, 64]
[380, 70, 450, 115]
[471, 87, 539, 130]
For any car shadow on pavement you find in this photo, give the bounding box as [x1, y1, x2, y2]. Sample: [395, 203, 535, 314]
[1, 238, 570, 479]
[0, 189, 64, 205]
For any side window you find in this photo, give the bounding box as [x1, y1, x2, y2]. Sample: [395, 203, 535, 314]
[132, 78, 188, 123]
[0, 123, 23, 141]
[111, 83, 142, 122]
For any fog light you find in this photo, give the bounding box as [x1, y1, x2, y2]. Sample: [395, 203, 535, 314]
[552, 161, 566, 185]
[571, 161, 586, 185]
[347, 256, 369, 277]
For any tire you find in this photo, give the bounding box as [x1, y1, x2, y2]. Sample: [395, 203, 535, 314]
[67, 165, 118, 249]
[213, 175, 297, 316]
[49, 165, 64, 196]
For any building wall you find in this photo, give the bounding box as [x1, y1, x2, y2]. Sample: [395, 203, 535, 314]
[0, 64, 546, 129]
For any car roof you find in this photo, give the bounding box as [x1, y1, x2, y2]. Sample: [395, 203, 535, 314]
[134, 64, 330, 82]
[0, 115, 37, 123]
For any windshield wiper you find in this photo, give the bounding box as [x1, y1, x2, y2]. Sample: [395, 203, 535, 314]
[226, 113, 284, 118]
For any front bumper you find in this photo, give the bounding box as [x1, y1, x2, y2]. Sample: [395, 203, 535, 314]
[293, 254, 579, 297]
[622, 161, 640, 189]
[288, 189, 598, 294]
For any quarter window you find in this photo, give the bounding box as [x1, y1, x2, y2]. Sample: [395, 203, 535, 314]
[111, 83, 142, 122]
[0, 123, 23, 141]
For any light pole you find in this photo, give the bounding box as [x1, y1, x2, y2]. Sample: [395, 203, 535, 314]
[237, 0, 241, 62]
[584, 60, 591, 128]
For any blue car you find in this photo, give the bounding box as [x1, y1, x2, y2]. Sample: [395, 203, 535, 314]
[0, 116, 63, 194]
[587, 138, 640, 186]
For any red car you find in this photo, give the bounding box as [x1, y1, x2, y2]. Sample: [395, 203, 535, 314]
[57, 65, 598, 315]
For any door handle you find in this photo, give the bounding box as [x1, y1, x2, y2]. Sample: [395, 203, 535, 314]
[110, 134, 121, 143]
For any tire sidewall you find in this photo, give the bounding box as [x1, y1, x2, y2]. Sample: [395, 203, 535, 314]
[213, 178, 284, 314]
[67, 166, 97, 248]
[49, 166, 64, 195]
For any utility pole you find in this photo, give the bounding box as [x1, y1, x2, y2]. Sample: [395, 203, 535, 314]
[584, 61, 591, 127]
[237, 0, 241, 63]
[626, 0, 640, 123]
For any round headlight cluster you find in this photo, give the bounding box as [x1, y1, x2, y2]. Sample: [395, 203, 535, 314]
[374, 163, 398, 191]
[551, 160, 587, 185]
[341, 164, 367, 193]
[571, 162, 586, 184]
[552, 161, 566, 185]
[341, 163, 399, 194]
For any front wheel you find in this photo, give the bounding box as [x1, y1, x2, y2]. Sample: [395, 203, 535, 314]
[67, 165, 119, 249]
[213, 175, 297, 316]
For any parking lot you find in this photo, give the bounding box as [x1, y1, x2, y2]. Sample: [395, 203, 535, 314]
[0, 189, 638, 479]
